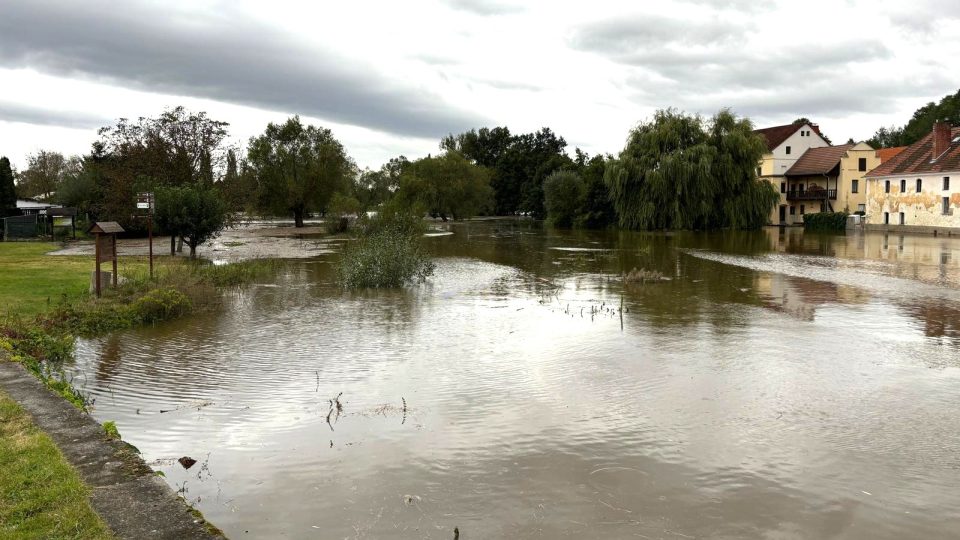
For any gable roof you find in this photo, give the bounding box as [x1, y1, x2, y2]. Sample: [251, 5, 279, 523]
[785, 144, 854, 176]
[865, 128, 960, 178]
[753, 123, 824, 152]
[876, 146, 907, 162]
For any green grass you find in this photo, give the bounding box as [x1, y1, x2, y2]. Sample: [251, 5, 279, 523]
[0, 391, 113, 539]
[0, 243, 92, 318]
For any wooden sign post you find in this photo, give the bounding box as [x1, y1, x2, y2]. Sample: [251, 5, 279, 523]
[88, 222, 125, 298]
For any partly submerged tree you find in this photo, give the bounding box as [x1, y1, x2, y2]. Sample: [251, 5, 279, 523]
[247, 117, 352, 227]
[155, 185, 230, 258]
[543, 170, 584, 228]
[394, 151, 493, 221]
[606, 109, 779, 230]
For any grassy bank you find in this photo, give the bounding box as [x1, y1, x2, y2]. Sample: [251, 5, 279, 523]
[0, 390, 113, 539]
[1, 241, 283, 539]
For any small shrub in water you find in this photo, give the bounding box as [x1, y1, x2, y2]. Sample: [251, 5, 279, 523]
[338, 210, 435, 288]
[130, 288, 193, 324]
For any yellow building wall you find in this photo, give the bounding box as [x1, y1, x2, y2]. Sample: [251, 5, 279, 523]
[836, 145, 879, 213]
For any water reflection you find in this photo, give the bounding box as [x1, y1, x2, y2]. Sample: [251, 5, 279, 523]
[65, 221, 960, 539]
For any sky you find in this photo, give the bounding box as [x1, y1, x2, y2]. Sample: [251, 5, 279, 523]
[1, 0, 959, 171]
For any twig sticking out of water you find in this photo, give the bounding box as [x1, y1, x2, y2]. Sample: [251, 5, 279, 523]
[401, 397, 407, 425]
[325, 392, 344, 431]
[315, 371, 319, 392]
[454, 526, 460, 539]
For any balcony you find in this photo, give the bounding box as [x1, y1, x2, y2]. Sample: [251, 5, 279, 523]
[786, 189, 837, 201]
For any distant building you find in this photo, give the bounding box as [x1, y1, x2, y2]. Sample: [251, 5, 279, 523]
[778, 142, 879, 224]
[753, 123, 830, 224]
[863, 122, 960, 232]
[16, 198, 62, 215]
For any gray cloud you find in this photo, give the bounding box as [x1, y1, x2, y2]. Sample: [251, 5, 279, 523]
[444, 0, 523, 16]
[0, 1, 488, 138]
[887, 0, 960, 31]
[570, 13, 911, 120]
[0, 100, 109, 129]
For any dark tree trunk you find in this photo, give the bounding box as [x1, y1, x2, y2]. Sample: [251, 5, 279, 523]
[170, 235, 176, 256]
[294, 208, 305, 228]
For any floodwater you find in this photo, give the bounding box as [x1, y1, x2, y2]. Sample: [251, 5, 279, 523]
[66, 221, 960, 539]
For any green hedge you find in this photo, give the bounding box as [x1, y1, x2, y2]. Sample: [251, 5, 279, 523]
[803, 212, 848, 231]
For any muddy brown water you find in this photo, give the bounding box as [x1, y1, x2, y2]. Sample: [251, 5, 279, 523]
[65, 221, 960, 539]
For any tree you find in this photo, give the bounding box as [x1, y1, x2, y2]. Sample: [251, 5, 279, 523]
[866, 89, 960, 147]
[441, 126, 571, 217]
[247, 117, 352, 227]
[866, 126, 906, 149]
[543, 170, 585, 228]
[394, 151, 493, 221]
[0, 157, 17, 216]
[577, 152, 616, 229]
[86, 106, 231, 231]
[16, 151, 79, 200]
[605, 109, 778, 230]
[155, 185, 229, 258]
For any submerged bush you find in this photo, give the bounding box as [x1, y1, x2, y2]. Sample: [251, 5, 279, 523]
[130, 288, 193, 324]
[338, 210, 435, 288]
[802, 212, 848, 232]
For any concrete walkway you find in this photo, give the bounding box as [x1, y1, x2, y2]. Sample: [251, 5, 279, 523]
[0, 360, 222, 539]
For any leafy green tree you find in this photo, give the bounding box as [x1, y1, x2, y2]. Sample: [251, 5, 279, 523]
[441, 126, 570, 217]
[543, 170, 584, 228]
[866, 126, 906, 148]
[247, 117, 353, 227]
[85, 106, 230, 232]
[16, 151, 79, 200]
[577, 153, 616, 228]
[867, 89, 960, 147]
[155, 185, 230, 258]
[394, 151, 493, 221]
[0, 157, 17, 216]
[606, 109, 778, 230]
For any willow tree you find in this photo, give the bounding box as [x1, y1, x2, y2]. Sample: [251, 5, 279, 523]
[605, 109, 777, 230]
[394, 151, 493, 221]
[247, 117, 353, 227]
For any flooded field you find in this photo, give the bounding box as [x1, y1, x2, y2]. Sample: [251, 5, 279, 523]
[65, 221, 960, 539]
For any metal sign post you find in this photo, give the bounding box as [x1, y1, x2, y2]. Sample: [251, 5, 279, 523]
[136, 192, 155, 279]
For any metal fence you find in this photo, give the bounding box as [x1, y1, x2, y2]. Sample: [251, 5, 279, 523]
[2, 214, 38, 240]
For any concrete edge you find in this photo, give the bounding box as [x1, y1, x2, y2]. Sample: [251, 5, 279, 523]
[0, 358, 223, 539]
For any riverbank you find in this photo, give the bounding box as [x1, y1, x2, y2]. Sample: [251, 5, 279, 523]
[0, 360, 221, 539]
[0, 241, 285, 538]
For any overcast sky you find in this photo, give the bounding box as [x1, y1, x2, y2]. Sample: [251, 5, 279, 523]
[1, 0, 959, 171]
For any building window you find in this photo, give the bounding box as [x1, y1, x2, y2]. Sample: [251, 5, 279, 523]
[899, 212, 905, 225]
[884, 212, 889, 224]
[944, 177, 950, 190]
[780, 182, 785, 193]
[800, 204, 805, 215]
[858, 158, 867, 171]
[945, 197, 952, 215]
[885, 180, 890, 193]
[900, 179, 906, 192]
[851, 179, 859, 193]
[916, 179, 922, 192]
[756, 167, 762, 176]
[790, 206, 796, 215]
[786, 146, 791, 155]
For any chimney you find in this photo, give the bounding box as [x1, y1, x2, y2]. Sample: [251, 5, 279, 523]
[932, 121, 951, 161]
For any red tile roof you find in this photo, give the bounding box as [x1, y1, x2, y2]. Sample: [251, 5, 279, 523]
[876, 146, 907, 162]
[753, 123, 824, 152]
[865, 128, 960, 178]
[785, 144, 854, 176]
